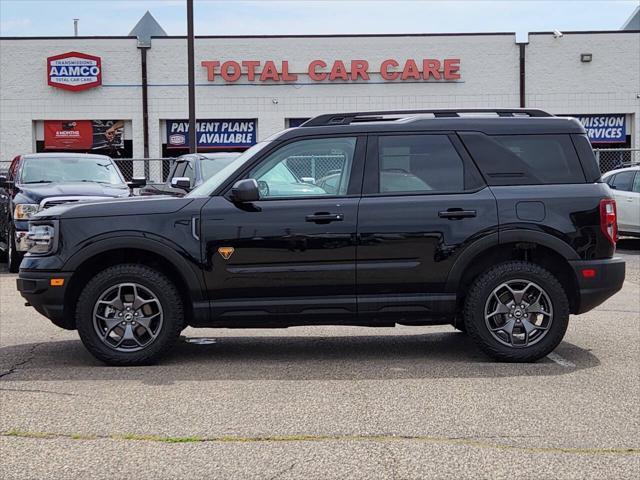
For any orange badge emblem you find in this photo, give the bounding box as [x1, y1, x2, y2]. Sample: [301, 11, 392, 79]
[218, 247, 235, 260]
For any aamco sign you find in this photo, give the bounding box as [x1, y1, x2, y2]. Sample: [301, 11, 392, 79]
[47, 52, 102, 92]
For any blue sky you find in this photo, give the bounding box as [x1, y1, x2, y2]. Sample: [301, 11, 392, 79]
[0, 0, 638, 39]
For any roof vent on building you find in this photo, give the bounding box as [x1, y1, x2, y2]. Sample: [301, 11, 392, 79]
[129, 11, 167, 48]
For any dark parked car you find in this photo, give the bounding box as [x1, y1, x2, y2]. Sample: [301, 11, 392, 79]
[18, 109, 625, 366]
[0, 153, 135, 272]
[139, 152, 240, 197]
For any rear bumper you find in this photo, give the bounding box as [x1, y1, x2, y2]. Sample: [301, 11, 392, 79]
[570, 257, 625, 314]
[17, 270, 75, 329]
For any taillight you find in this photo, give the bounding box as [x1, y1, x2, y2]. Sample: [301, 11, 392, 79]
[599, 199, 618, 245]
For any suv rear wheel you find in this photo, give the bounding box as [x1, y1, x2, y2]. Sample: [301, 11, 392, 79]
[463, 261, 569, 362]
[76, 264, 183, 366]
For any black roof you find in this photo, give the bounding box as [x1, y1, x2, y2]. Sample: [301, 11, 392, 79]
[278, 109, 586, 140]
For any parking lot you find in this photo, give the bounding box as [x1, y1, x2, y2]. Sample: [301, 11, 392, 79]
[0, 240, 638, 479]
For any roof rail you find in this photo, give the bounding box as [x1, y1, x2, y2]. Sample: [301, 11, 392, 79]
[300, 109, 553, 127]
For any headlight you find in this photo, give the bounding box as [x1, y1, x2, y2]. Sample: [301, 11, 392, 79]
[14, 204, 40, 220]
[25, 223, 57, 255]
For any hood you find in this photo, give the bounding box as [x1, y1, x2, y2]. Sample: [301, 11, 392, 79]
[17, 181, 129, 203]
[35, 195, 195, 220]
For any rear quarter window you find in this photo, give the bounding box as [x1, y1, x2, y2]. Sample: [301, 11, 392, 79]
[459, 133, 586, 185]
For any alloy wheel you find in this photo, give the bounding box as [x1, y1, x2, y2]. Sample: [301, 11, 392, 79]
[92, 283, 164, 352]
[484, 279, 553, 348]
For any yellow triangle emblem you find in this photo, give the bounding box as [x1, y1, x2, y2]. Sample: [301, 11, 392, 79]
[218, 247, 235, 260]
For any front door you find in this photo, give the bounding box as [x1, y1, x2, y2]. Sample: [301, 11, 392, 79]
[200, 135, 365, 323]
[356, 133, 497, 321]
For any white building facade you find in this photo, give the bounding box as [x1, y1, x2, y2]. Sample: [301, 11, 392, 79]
[0, 30, 638, 162]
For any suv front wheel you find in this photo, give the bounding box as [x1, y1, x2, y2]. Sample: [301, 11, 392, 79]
[463, 261, 569, 362]
[76, 264, 184, 366]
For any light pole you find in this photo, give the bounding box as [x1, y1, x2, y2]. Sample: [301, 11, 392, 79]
[187, 0, 197, 153]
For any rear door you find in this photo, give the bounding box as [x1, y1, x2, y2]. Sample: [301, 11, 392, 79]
[356, 133, 497, 321]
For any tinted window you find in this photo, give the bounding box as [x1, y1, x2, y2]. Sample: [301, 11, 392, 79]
[460, 133, 585, 185]
[377, 135, 464, 193]
[610, 171, 635, 192]
[249, 137, 356, 198]
[492, 135, 584, 184]
[633, 173, 640, 193]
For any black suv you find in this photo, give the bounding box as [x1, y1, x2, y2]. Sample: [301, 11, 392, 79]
[139, 152, 240, 197]
[0, 153, 132, 273]
[17, 109, 625, 366]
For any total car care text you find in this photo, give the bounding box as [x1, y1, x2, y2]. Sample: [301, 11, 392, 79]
[200, 59, 461, 82]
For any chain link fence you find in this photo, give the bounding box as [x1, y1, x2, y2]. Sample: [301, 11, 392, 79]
[285, 154, 347, 182]
[113, 158, 175, 182]
[594, 149, 640, 174]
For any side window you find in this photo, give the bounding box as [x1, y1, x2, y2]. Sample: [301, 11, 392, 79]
[183, 161, 196, 185]
[172, 160, 195, 186]
[605, 174, 616, 186]
[610, 171, 635, 192]
[377, 135, 464, 193]
[491, 135, 584, 184]
[632, 173, 640, 193]
[249, 137, 356, 198]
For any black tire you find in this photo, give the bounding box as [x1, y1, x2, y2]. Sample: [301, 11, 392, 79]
[76, 264, 184, 366]
[463, 261, 569, 362]
[7, 225, 22, 273]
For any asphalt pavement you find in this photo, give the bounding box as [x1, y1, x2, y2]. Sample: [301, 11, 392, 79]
[1, 239, 639, 479]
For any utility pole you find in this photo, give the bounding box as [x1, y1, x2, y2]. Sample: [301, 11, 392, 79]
[187, 0, 197, 153]
[73, 18, 79, 36]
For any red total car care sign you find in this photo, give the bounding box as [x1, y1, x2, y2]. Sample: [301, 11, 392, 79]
[47, 52, 102, 91]
[201, 59, 461, 83]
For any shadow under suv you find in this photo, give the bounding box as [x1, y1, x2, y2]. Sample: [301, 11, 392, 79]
[17, 109, 625, 366]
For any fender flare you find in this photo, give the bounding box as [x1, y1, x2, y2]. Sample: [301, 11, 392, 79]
[445, 229, 579, 292]
[63, 234, 206, 302]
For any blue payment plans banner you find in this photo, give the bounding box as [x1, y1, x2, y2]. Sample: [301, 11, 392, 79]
[166, 119, 256, 149]
[571, 114, 626, 143]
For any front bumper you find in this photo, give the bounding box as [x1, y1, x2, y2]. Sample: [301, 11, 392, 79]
[570, 257, 625, 314]
[17, 271, 75, 329]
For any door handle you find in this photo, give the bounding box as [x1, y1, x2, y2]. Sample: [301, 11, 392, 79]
[305, 213, 344, 223]
[438, 209, 477, 219]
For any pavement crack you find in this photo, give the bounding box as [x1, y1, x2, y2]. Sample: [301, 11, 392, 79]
[0, 342, 42, 379]
[2, 430, 638, 457]
[267, 461, 297, 480]
[0, 387, 80, 397]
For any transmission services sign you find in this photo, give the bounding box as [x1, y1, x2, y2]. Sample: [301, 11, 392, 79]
[571, 114, 626, 143]
[166, 120, 256, 149]
[47, 52, 102, 92]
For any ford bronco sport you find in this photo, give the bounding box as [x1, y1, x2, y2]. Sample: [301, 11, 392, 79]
[17, 109, 625, 365]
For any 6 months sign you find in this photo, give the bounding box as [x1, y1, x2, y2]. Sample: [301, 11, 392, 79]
[47, 52, 102, 92]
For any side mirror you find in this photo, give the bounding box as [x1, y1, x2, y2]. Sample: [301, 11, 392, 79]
[230, 179, 260, 203]
[171, 176, 191, 191]
[127, 176, 147, 189]
[301, 177, 315, 184]
[0, 175, 13, 189]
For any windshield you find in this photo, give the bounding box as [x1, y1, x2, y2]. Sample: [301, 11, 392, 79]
[188, 142, 271, 197]
[20, 157, 124, 185]
[200, 156, 238, 179]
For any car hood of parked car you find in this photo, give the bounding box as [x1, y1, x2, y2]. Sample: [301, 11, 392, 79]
[34, 195, 196, 220]
[17, 181, 130, 204]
